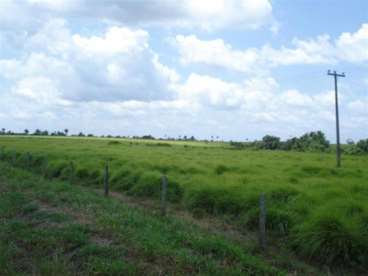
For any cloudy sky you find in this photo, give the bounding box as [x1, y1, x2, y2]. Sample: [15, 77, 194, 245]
[0, 0, 367, 141]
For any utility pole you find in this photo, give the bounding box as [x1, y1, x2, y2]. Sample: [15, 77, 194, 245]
[327, 70, 345, 168]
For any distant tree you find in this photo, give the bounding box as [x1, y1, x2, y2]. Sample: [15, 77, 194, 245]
[261, 135, 281, 150]
[1, 128, 5, 134]
[51, 131, 62, 136]
[300, 131, 330, 152]
[190, 136, 196, 141]
[282, 131, 330, 152]
[346, 139, 355, 145]
[24, 129, 29, 135]
[356, 139, 368, 153]
[64, 129, 69, 136]
[283, 137, 301, 151]
[78, 132, 85, 137]
[344, 139, 360, 155]
[142, 135, 155, 140]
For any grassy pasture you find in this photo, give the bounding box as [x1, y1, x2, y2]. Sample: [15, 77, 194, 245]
[0, 136, 367, 269]
[0, 162, 285, 275]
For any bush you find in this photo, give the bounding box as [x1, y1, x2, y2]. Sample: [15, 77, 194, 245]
[184, 186, 246, 215]
[110, 167, 141, 191]
[356, 139, 368, 153]
[45, 161, 69, 179]
[214, 165, 229, 175]
[127, 171, 183, 202]
[269, 186, 299, 204]
[145, 143, 171, 147]
[291, 210, 368, 266]
[107, 141, 121, 145]
[267, 208, 293, 235]
[229, 141, 246, 149]
[127, 171, 160, 196]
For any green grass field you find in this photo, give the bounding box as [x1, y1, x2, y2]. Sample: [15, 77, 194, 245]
[0, 136, 367, 272]
[0, 162, 288, 275]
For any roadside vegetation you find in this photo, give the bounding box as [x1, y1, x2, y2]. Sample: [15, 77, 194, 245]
[0, 162, 286, 275]
[0, 134, 367, 272]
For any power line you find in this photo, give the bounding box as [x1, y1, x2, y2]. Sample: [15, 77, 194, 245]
[327, 70, 345, 168]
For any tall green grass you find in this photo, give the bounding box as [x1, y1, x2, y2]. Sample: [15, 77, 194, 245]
[0, 162, 284, 275]
[0, 136, 368, 269]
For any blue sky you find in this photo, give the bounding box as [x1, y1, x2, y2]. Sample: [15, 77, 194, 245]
[0, 0, 367, 141]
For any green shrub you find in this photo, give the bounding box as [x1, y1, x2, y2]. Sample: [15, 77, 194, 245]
[30, 155, 47, 169]
[127, 171, 183, 202]
[283, 131, 330, 152]
[266, 208, 293, 235]
[291, 210, 368, 265]
[185, 186, 246, 215]
[127, 171, 161, 198]
[261, 135, 281, 150]
[145, 143, 171, 147]
[45, 161, 69, 179]
[214, 164, 229, 175]
[269, 187, 299, 204]
[75, 167, 90, 179]
[60, 163, 75, 181]
[107, 140, 121, 145]
[356, 139, 368, 153]
[184, 187, 222, 214]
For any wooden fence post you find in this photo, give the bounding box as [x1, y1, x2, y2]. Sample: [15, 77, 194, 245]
[259, 193, 267, 252]
[161, 175, 168, 216]
[104, 161, 109, 197]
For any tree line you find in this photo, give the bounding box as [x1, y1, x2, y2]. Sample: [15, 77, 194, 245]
[0, 128, 197, 141]
[230, 130, 368, 155]
[1, 128, 367, 154]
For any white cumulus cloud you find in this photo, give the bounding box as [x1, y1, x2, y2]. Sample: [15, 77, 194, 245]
[174, 24, 368, 73]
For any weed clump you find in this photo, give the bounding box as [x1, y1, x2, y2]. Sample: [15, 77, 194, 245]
[145, 143, 171, 147]
[214, 165, 229, 175]
[185, 186, 245, 215]
[127, 171, 183, 202]
[127, 171, 161, 198]
[107, 141, 121, 145]
[291, 208, 368, 266]
[269, 187, 299, 204]
[45, 161, 70, 179]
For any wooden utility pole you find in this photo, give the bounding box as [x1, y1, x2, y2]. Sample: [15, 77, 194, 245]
[327, 70, 345, 168]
